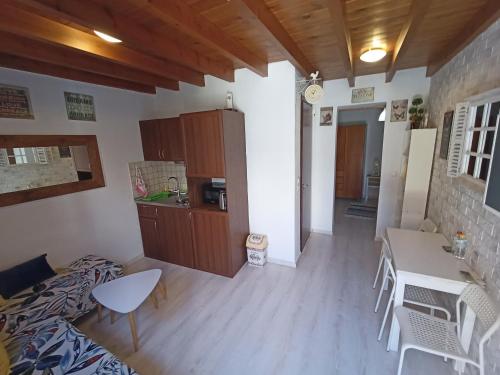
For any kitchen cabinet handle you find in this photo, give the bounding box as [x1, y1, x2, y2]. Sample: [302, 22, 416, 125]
[158, 150, 161, 160]
[154, 221, 157, 230]
[155, 207, 158, 215]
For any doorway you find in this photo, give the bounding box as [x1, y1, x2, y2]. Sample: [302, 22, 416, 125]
[334, 105, 385, 228]
[300, 99, 313, 251]
[336, 124, 366, 199]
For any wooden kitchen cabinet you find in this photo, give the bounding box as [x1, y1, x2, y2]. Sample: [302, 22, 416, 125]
[181, 111, 225, 177]
[139, 117, 184, 161]
[139, 119, 160, 161]
[137, 206, 161, 260]
[160, 207, 194, 268]
[191, 210, 231, 276]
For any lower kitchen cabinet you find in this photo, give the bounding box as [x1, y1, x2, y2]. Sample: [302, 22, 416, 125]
[138, 215, 161, 260]
[191, 210, 231, 277]
[138, 204, 246, 277]
[137, 204, 194, 268]
[160, 207, 194, 268]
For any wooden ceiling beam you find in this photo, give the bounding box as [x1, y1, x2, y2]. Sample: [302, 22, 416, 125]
[8, 0, 235, 82]
[0, 53, 157, 94]
[323, 0, 355, 87]
[128, 0, 268, 77]
[0, 32, 179, 91]
[426, 0, 500, 77]
[386, 0, 431, 83]
[0, 4, 204, 86]
[232, 0, 315, 77]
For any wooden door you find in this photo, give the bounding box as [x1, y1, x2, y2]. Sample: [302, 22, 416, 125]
[181, 111, 225, 177]
[191, 210, 230, 276]
[139, 119, 161, 161]
[138, 216, 161, 260]
[159, 207, 194, 268]
[336, 125, 366, 199]
[300, 100, 313, 250]
[158, 118, 185, 161]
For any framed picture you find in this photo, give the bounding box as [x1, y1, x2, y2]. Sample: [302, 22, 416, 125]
[0, 84, 34, 119]
[320, 106, 333, 126]
[64, 92, 96, 121]
[440, 110, 454, 159]
[351, 87, 374, 103]
[390, 99, 408, 122]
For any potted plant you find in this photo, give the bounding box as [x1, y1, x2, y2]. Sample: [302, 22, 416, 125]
[409, 96, 425, 129]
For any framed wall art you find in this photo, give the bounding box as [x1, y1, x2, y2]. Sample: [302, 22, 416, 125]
[64, 92, 96, 121]
[390, 99, 408, 122]
[0, 84, 34, 119]
[320, 106, 333, 126]
[439, 110, 454, 159]
[351, 87, 374, 103]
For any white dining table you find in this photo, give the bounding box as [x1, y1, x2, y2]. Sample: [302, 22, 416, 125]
[386, 228, 477, 367]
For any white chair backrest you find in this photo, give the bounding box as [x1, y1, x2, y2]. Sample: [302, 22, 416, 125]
[458, 284, 500, 336]
[419, 218, 438, 233]
[382, 238, 396, 281]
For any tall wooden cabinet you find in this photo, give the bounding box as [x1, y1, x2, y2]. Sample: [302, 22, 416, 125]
[181, 110, 249, 277]
[181, 111, 225, 177]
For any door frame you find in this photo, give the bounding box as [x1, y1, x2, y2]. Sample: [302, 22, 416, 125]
[332, 102, 386, 231]
[300, 98, 313, 251]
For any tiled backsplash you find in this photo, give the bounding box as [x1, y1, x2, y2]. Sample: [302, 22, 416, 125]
[128, 161, 187, 198]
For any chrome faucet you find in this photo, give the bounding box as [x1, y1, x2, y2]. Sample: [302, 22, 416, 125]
[167, 176, 182, 203]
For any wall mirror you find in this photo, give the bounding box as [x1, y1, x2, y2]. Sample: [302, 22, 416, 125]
[0, 135, 104, 207]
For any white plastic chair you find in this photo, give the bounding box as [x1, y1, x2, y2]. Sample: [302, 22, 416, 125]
[395, 284, 500, 375]
[418, 218, 438, 233]
[375, 239, 451, 345]
[373, 235, 391, 289]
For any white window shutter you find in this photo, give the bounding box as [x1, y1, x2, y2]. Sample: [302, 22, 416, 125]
[447, 102, 469, 177]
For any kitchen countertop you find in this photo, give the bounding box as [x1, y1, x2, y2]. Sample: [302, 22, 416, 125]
[135, 195, 189, 209]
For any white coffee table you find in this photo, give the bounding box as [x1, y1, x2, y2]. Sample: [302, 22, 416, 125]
[92, 269, 165, 351]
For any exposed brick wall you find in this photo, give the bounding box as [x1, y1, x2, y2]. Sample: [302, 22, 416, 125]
[427, 20, 500, 374]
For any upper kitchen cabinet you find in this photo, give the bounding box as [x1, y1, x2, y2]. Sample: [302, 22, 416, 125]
[139, 117, 184, 162]
[181, 111, 226, 177]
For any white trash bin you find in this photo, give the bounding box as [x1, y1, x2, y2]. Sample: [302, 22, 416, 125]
[246, 233, 268, 267]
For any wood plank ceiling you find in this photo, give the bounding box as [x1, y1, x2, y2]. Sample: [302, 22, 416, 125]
[0, 0, 498, 93]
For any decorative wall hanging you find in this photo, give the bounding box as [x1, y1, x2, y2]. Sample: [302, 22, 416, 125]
[390, 99, 408, 122]
[64, 92, 96, 121]
[351, 87, 374, 103]
[440, 110, 454, 159]
[0, 84, 34, 119]
[297, 71, 324, 104]
[408, 95, 426, 129]
[320, 107, 333, 126]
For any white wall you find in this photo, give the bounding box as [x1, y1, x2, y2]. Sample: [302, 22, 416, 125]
[0, 68, 153, 269]
[310, 68, 431, 237]
[152, 61, 300, 265]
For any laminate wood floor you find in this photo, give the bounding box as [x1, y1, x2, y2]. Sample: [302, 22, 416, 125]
[77, 201, 456, 375]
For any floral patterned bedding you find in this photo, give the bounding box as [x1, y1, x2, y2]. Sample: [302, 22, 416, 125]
[0, 255, 137, 374]
[4, 315, 137, 375]
[0, 255, 123, 338]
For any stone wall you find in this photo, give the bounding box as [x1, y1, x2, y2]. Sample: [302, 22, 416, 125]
[427, 20, 500, 374]
[0, 148, 78, 194]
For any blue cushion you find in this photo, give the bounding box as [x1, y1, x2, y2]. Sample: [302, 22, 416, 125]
[0, 254, 56, 298]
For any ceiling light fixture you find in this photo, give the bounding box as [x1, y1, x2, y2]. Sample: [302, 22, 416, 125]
[94, 30, 122, 43]
[360, 48, 386, 63]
